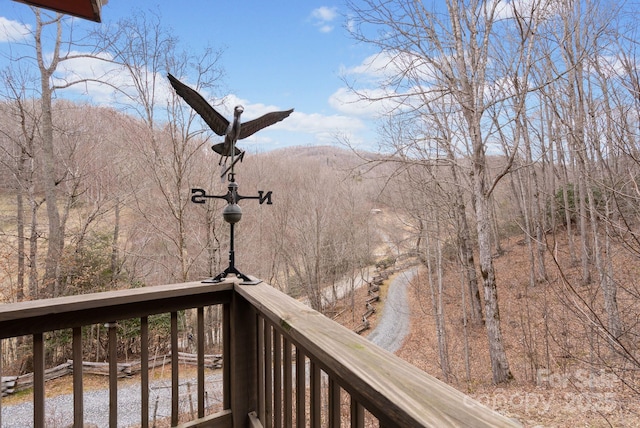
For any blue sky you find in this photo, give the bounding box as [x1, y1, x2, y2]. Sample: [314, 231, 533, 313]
[0, 1, 384, 152]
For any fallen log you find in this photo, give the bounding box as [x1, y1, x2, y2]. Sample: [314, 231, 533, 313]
[1, 353, 224, 397]
[13, 362, 72, 392]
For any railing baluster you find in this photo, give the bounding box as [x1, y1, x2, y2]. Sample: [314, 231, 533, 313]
[141, 316, 149, 428]
[265, 321, 273, 428]
[171, 311, 179, 426]
[310, 361, 321, 428]
[107, 322, 118, 428]
[329, 379, 340, 428]
[296, 347, 305, 426]
[273, 329, 282, 428]
[197, 307, 205, 418]
[223, 303, 231, 409]
[33, 332, 44, 428]
[72, 327, 83, 428]
[351, 397, 364, 428]
[257, 316, 265, 423]
[0, 339, 2, 428]
[283, 338, 292, 427]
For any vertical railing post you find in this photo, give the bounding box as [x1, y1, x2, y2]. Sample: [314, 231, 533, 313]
[230, 289, 258, 427]
[328, 379, 341, 427]
[107, 322, 118, 428]
[310, 361, 321, 427]
[257, 317, 265, 422]
[1, 339, 3, 428]
[296, 347, 305, 426]
[223, 303, 231, 409]
[273, 330, 282, 428]
[264, 323, 273, 428]
[283, 338, 292, 427]
[33, 333, 45, 428]
[171, 311, 179, 426]
[350, 398, 364, 428]
[72, 327, 83, 427]
[197, 307, 205, 418]
[141, 316, 149, 428]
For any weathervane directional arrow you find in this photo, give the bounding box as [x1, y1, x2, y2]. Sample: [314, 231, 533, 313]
[191, 187, 272, 206]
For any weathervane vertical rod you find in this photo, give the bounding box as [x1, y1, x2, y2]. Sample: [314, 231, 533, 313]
[228, 222, 235, 270]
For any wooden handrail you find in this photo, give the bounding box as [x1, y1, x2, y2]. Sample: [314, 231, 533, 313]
[0, 281, 233, 338]
[236, 281, 520, 427]
[0, 280, 235, 428]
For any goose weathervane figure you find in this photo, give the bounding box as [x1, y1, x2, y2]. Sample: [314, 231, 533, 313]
[167, 73, 293, 163]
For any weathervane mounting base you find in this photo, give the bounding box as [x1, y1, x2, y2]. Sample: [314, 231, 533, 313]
[202, 267, 261, 285]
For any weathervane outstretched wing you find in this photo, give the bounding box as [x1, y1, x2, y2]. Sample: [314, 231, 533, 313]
[239, 109, 294, 140]
[167, 73, 229, 136]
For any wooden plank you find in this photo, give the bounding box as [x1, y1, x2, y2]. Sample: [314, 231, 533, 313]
[171, 312, 179, 426]
[72, 327, 83, 428]
[264, 322, 273, 428]
[310, 361, 321, 428]
[257, 317, 265, 423]
[350, 399, 364, 428]
[223, 303, 231, 409]
[235, 282, 521, 428]
[33, 333, 44, 428]
[108, 322, 118, 428]
[248, 410, 264, 428]
[178, 408, 232, 427]
[197, 307, 205, 418]
[328, 379, 340, 428]
[1, 339, 2, 427]
[295, 347, 305, 426]
[273, 329, 282, 428]
[141, 317, 149, 428]
[282, 338, 292, 428]
[0, 281, 233, 339]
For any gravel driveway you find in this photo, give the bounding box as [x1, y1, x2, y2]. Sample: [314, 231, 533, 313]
[1, 373, 223, 427]
[366, 266, 419, 353]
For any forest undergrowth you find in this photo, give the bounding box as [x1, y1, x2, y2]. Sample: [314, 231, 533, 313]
[387, 230, 639, 427]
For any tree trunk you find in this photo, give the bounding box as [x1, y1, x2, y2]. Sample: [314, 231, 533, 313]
[15, 151, 26, 302]
[448, 150, 483, 324]
[471, 136, 513, 383]
[35, 12, 64, 297]
[111, 198, 121, 287]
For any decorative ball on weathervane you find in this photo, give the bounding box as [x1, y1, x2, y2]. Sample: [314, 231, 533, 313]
[223, 204, 242, 224]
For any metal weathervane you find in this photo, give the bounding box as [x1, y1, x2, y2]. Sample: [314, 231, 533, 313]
[168, 73, 293, 284]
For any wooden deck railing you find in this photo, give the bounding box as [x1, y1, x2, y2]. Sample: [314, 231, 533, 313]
[0, 278, 520, 427]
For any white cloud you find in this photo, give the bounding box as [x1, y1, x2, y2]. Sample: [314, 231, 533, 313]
[310, 6, 338, 33]
[0, 16, 31, 42]
[337, 51, 436, 119]
[312, 6, 338, 22]
[329, 87, 394, 118]
[52, 52, 139, 104]
[286, 111, 364, 134]
[494, 0, 562, 21]
[233, 110, 366, 150]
